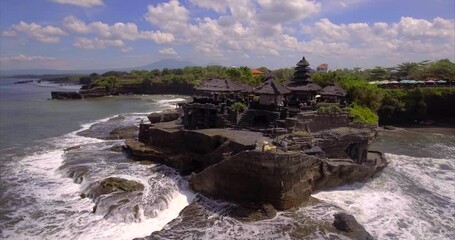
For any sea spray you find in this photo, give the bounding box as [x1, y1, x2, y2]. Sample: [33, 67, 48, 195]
[0, 96, 195, 240]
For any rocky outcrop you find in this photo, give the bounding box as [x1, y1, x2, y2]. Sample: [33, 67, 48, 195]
[87, 177, 144, 200]
[127, 126, 255, 174]
[132, 124, 386, 210]
[147, 109, 181, 124]
[191, 151, 323, 210]
[314, 127, 376, 164]
[108, 126, 139, 140]
[51, 91, 83, 100]
[124, 139, 199, 174]
[191, 150, 386, 210]
[333, 213, 374, 240]
[51, 82, 194, 99]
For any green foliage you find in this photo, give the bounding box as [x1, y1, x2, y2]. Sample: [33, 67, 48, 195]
[317, 105, 343, 114]
[92, 76, 119, 89]
[271, 68, 294, 83]
[347, 103, 379, 125]
[231, 102, 247, 112]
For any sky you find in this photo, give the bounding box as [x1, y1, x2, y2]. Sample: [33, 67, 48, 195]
[0, 0, 454, 71]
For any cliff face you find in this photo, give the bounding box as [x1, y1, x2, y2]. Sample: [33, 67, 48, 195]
[128, 123, 387, 210]
[191, 151, 322, 210]
[190, 150, 385, 210]
[127, 124, 256, 174]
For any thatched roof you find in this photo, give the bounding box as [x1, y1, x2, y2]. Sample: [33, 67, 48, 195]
[319, 84, 346, 97]
[254, 78, 291, 95]
[284, 80, 322, 92]
[194, 78, 245, 92]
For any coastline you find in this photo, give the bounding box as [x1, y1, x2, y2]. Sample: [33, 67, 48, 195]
[393, 122, 455, 136]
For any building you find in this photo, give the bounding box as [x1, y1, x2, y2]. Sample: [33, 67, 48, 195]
[193, 78, 245, 104]
[253, 77, 290, 107]
[284, 57, 322, 110]
[318, 84, 347, 104]
[316, 63, 328, 72]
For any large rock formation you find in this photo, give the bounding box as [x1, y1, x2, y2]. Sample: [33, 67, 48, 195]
[190, 150, 385, 210]
[128, 124, 386, 210]
[126, 125, 256, 174]
[333, 213, 374, 240]
[51, 91, 83, 100]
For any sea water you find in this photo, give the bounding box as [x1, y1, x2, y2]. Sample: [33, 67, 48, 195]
[0, 78, 194, 239]
[1, 78, 454, 239]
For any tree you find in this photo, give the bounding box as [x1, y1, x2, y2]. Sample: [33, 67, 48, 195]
[368, 67, 390, 81]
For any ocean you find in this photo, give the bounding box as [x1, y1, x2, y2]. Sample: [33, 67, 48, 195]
[0, 78, 454, 239]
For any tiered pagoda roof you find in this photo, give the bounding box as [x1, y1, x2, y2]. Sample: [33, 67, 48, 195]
[285, 57, 322, 92]
[254, 77, 291, 95]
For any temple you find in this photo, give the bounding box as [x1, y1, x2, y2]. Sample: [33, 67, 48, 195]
[176, 56, 351, 133]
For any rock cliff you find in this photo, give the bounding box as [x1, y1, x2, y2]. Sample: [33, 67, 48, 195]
[190, 150, 385, 210]
[128, 123, 386, 210]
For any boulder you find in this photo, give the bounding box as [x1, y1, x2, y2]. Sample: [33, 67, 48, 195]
[147, 109, 180, 124]
[108, 126, 138, 140]
[87, 177, 144, 200]
[333, 213, 374, 240]
[51, 91, 83, 100]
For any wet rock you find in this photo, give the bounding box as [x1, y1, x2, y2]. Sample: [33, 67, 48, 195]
[229, 203, 277, 222]
[147, 109, 180, 124]
[100, 177, 144, 193]
[191, 150, 386, 210]
[110, 144, 124, 152]
[333, 213, 374, 240]
[66, 166, 89, 184]
[191, 151, 322, 210]
[64, 145, 81, 152]
[107, 126, 138, 140]
[51, 91, 83, 100]
[87, 177, 144, 200]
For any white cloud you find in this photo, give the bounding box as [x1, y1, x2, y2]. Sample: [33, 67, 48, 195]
[256, 0, 321, 24]
[0, 54, 56, 62]
[49, 0, 103, 7]
[144, 0, 189, 31]
[159, 48, 178, 56]
[63, 16, 175, 43]
[11, 21, 66, 43]
[63, 16, 91, 34]
[1, 30, 17, 37]
[73, 37, 125, 50]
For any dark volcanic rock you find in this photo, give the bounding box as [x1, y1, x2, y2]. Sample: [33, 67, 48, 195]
[87, 177, 144, 199]
[333, 213, 374, 240]
[191, 150, 386, 210]
[108, 126, 139, 140]
[124, 139, 200, 174]
[191, 151, 322, 210]
[147, 109, 180, 123]
[51, 91, 83, 100]
[314, 127, 375, 163]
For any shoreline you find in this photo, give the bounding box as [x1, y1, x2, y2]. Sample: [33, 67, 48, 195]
[391, 122, 455, 136]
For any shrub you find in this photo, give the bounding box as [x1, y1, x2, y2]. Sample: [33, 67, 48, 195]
[231, 102, 247, 112]
[347, 103, 379, 125]
[317, 105, 342, 114]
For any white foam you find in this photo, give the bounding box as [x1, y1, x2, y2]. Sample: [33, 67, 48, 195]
[312, 153, 455, 240]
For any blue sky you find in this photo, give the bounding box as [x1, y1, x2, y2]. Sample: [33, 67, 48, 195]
[0, 0, 454, 70]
